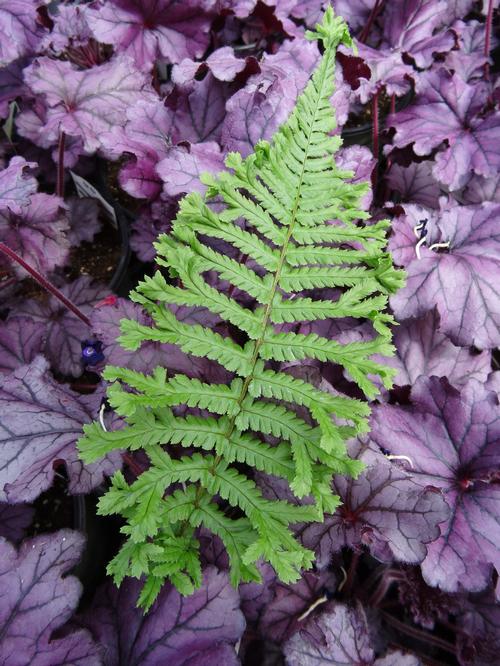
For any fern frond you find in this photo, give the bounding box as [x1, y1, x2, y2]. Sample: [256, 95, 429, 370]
[78, 6, 404, 610]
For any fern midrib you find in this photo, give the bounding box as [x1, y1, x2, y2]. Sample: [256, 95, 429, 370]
[191, 52, 334, 499]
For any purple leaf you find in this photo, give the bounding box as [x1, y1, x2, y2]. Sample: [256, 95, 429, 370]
[0, 0, 45, 67]
[0, 193, 70, 277]
[0, 529, 100, 665]
[157, 141, 224, 196]
[383, 0, 455, 68]
[239, 562, 276, 624]
[284, 602, 420, 665]
[290, 0, 328, 27]
[66, 197, 101, 247]
[0, 317, 45, 374]
[173, 46, 249, 84]
[42, 4, 93, 55]
[457, 589, 500, 666]
[333, 0, 377, 32]
[259, 570, 336, 643]
[446, 20, 490, 82]
[0, 356, 121, 502]
[222, 39, 319, 156]
[0, 57, 28, 120]
[442, 0, 476, 22]
[379, 308, 491, 389]
[0, 503, 34, 543]
[389, 70, 500, 190]
[386, 161, 442, 209]
[80, 567, 245, 666]
[351, 43, 413, 104]
[9, 276, 111, 377]
[86, 0, 212, 72]
[301, 440, 448, 568]
[389, 202, 500, 349]
[169, 73, 231, 144]
[24, 55, 156, 154]
[461, 174, 500, 205]
[0, 156, 37, 214]
[130, 198, 176, 262]
[337, 145, 376, 210]
[369, 377, 500, 594]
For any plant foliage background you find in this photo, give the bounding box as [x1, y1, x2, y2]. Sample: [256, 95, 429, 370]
[0, 1, 499, 665]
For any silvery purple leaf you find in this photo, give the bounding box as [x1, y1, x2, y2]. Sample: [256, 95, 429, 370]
[301, 440, 448, 568]
[173, 46, 249, 84]
[222, 39, 319, 157]
[0, 0, 45, 67]
[0, 356, 121, 502]
[86, 0, 212, 72]
[0, 193, 70, 277]
[0, 156, 37, 214]
[259, 570, 336, 643]
[9, 276, 111, 377]
[169, 73, 230, 144]
[461, 174, 500, 205]
[158, 141, 224, 196]
[386, 161, 441, 209]
[457, 590, 500, 666]
[66, 197, 101, 247]
[0, 317, 44, 374]
[239, 562, 276, 624]
[42, 4, 93, 55]
[24, 55, 156, 154]
[333, 0, 377, 32]
[369, 377, 500, 594]
[442, 0, 476, 22]
[0, 502, 34, 543]
[389, 70, 500, 190]
[0, 529, 100, 665]
[284, 602, 420, 665]
[446, 20, 490, 82]
[337, 145, 376, 210]
[379, 308, 490, 388]
[352, 43, 413, 104]
[290, 0, 328, 27]
[383, 0, 455, 68]
[301, 441, 448, 567]
[0, 57, 28, 120]
[389, 202, 500, 349]
[130, 198, 176, 262]
[80, 567, 245, 666]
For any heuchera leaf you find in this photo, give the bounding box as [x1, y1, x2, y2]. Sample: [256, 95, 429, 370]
[0, 502, 34, 543]
[389, 202, 500, 349]
[10, 276, 111, 377]
[157, 141, 225, 197]
[79, 567, 245, 665]
[0, 193, 70, 277]
[446, 20, 490, 82]
[389, 69, 500, 190]
[369, 377, 500, 594]
[0, 529, 101, 665]
[457, 589, 500, 665]
[382, 0, 455, 68]
[386, 161, 441, 209]
[172, 46, 251, 84]
[86, 0, 213, 72]
[0, 356, 121, 502]
[350, 42, 413, 104]
[66, 197, 102, 246]
[23, 55, 156, 154]
[300, 440, 448, 568]
[0, 57, 28, 120]
[130, 198, 176, 262]
[332, 0, 376, 32]
[0, 317, 45, 375]
[378, 308, 491, 389]
[0, 156, 37, 214]
[41, 4, 93, 55]
[222, 39, 320, 157]
[0, 0, 45, 67]
[284, 602, 420, 665]
[259, 570, 336, 643]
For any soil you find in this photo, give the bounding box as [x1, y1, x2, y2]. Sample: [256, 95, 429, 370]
[344, 89, 392, 130]
[28, 470, 78, 537]
[64, 222, 122, 285]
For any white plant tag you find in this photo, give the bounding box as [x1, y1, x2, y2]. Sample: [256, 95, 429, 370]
[70, 170, 118, 228]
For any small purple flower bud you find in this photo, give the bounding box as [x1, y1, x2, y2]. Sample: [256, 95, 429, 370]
[81, 340, 104, 365]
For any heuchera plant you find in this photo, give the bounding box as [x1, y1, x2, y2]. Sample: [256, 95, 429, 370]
[0, 0, 499, 664]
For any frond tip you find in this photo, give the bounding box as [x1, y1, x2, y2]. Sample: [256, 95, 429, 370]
[78, 6, 404, 611]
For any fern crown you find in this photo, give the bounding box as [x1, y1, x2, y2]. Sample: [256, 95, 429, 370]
[78, 6, 404, 611]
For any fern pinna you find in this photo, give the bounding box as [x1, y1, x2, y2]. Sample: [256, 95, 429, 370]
[78, 8, 404, 610]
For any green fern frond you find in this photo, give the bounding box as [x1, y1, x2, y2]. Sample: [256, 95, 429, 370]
[78, 6, 404, 611]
